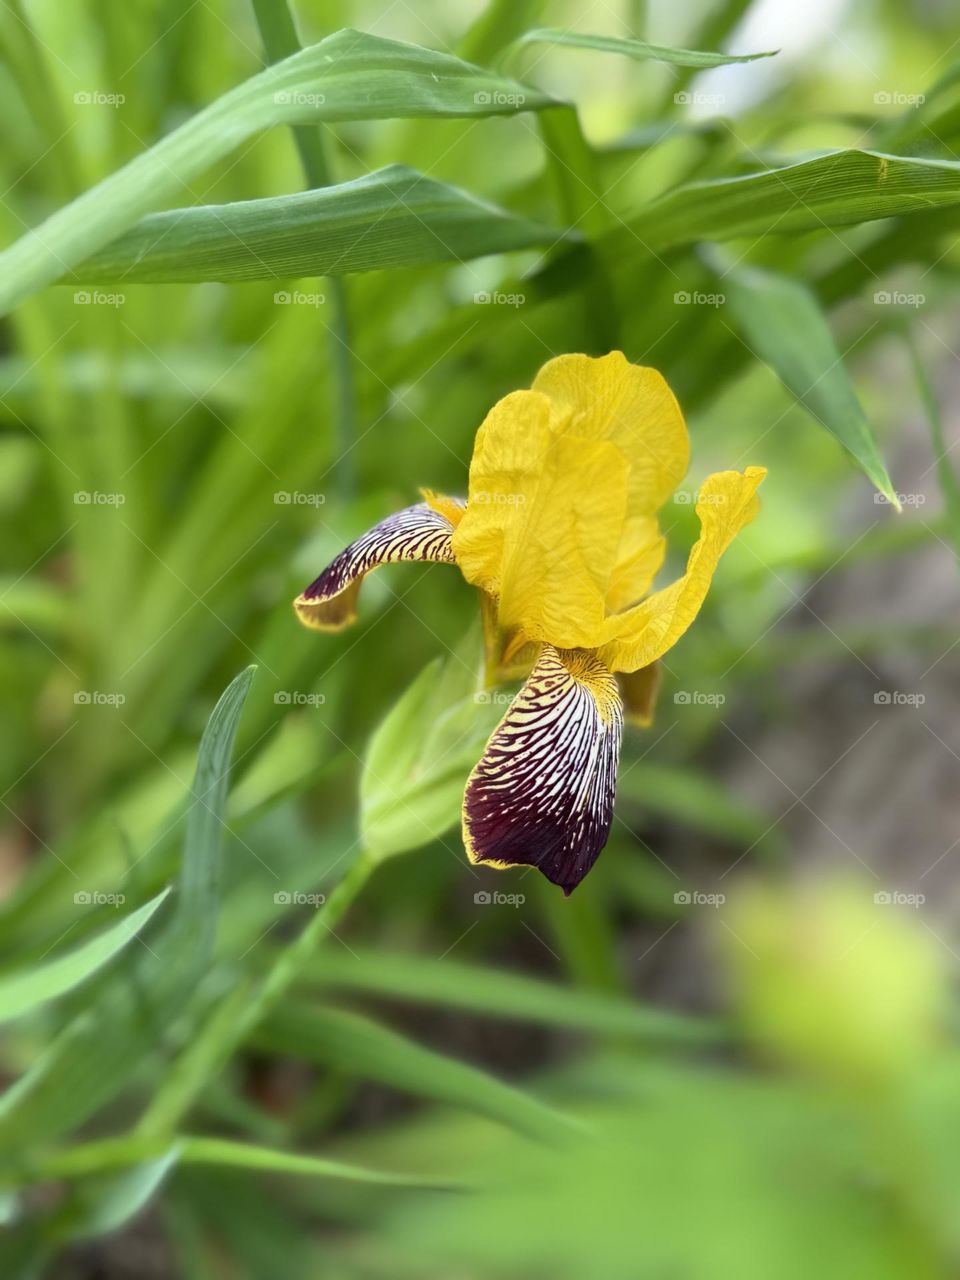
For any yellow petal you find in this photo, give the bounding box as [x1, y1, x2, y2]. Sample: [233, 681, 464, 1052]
[599, 467, 766, 673]
[605, 513, 666, 613]
[617, 662, 662, 728]
[451, 390, 554, 598]
[532, 351, 690, 516]
[496, 433, 629, 649]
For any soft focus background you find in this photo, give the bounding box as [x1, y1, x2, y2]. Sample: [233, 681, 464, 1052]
[1, 0, 959, 1276]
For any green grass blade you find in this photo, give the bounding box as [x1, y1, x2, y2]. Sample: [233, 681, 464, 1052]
[7, 1135, 455, 1191]
[64, 167, 566, 284]
[295, 948, 723, 1043]
[512, 27, 777, 68]
[0, 669, 255, 1148]
[0, 888, 170, 1024]
[623, 150, 960, 250]
[908, 331, 960, 561]
[723, 264, 898, 506]
[0, 29, 555, 314]
[256, 1002, 578, 1142]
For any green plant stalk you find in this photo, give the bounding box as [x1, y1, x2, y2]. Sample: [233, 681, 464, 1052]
[136, 851, 375, 1138]
[251, 0, 356, 496]
[2, 1133, 455, 1189]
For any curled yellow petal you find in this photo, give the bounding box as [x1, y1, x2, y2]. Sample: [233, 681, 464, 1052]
[532, 351, 690, 516]
[599, 467, 766, 673]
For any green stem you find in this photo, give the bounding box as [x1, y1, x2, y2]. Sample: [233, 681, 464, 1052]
[250, 0, 357, 497]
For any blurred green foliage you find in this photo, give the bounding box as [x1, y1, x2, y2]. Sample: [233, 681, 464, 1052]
[0, 0, 959, 1276]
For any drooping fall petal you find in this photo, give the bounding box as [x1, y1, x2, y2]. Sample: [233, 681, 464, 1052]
[462, 645, 623, 894]
[599, 467, 766, 673]
[293, 500, 461, 632]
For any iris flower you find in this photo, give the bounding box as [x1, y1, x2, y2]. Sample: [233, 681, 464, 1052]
[294, 352, 765, 893]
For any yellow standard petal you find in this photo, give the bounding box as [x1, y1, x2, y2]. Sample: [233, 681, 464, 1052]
[599, 467, 766, 673]
[451, 390, 554, 598]
[532, 351, 690, 516]
[496, 432, 629, 649]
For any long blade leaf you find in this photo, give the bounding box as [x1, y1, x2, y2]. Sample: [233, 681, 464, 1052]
[64, 167, 567, 284]
[0, 29, 554, 314]
[512, 28, 777, 68]
[723, 264, 898, 506]
[0, 888, 171, 1024]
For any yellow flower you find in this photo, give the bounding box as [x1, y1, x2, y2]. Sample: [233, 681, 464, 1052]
[294, 352, 765, 892]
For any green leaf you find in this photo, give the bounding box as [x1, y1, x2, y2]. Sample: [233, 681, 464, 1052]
[256, 1002, 576, 1143]
[10, 1135, 454, 1191]
[0, 668, 255, 1149]
[295, 947, 724, 1044]
[65, 167, 566, 284]
[621, 150, 960, 251]
[361, 634, 503, 860]
[0, 888, 170, 1024]
[908, 332, 960, 562]
[512, 27, 777, 68]
[722, 264, 898, 506]
[0, 29, 555, 314]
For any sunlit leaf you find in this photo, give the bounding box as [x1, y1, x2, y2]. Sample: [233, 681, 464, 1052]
[722, 264, 898, 506]
[0, 29, 555, 313]
[512, 28, 777, 69]
[65, 167, 566, 284]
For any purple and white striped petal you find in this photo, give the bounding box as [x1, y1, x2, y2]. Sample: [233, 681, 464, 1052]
[463, 645, 623, 894]
[294, 501, 461, 631]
